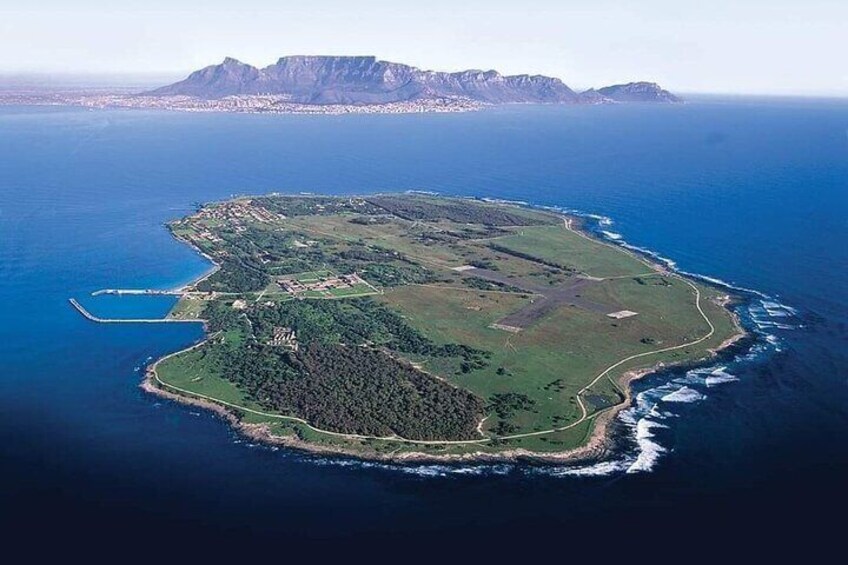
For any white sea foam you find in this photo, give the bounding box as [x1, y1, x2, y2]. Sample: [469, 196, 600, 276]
[546, 459, 632, 477]
[636, 418, 669, 438]
[614, 240, 679, 269]
[555, 208, 798, 474]
[705, 368, 739, 387]
[311, 456, 514, 478]
[661, 386, 706, 403]
[627, 419, 668, 473]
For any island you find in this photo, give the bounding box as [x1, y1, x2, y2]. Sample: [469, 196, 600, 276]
[101, 194, 741, 462]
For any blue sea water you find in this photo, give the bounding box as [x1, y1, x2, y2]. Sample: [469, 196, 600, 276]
[1, 99, 847, 555]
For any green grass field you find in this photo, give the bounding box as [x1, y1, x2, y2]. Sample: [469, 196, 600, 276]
[167, 295, 209, 320]
[292, 269, 335, 282]
[494, 224, 654, 278]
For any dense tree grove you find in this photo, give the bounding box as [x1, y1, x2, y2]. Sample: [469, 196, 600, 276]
[243, 297, 489, 366]
[360, 263, 445, 286]
[203, 299, 250, 332]
[196, 258, 271, 293]
[349, 215, 391, 225]
[199, 297, 491, 439]
[488, 243, 577, 273]
[224, 344, 484, 440]
[488, 392, 537, 420]
[461, 276, 525, 293]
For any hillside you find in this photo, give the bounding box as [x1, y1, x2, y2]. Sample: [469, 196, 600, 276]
[147, 55, 680, 105]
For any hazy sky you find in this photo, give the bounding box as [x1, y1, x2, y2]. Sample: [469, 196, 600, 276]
[2, 0, 846, 95]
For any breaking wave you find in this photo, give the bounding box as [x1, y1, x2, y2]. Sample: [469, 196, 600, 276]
[662, 386, 706, 403]
[546, 211, 798, 475]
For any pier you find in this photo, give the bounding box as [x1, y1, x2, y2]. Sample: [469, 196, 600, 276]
[91, 288, 182, 296]
[68, 298, 203, 324]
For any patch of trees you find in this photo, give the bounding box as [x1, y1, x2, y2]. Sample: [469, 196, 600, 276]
[542, 379, 566, 393]
[461, 277, 525, 293]
[196, 259, 270, 293]
[634, 276, 672, 286]
[220, 343, 484, 440]
[338, 246, 404, 264]
[468, 259, 498, 270]
[366, 196, 557, 226]
[492, 421, 520, 436]
[349, 215, 391, 225]
[244, 298, 490, 369]
[488, 243, 577, 273]
[360, 263, 445, 287]
[203, 299, 248, 332]
[488, 392, 536, 420]
[416, 226, 510, 244]
[200, 294, 494, 439]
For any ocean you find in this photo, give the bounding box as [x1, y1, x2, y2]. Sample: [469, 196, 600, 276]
[1, 99, 846, 555]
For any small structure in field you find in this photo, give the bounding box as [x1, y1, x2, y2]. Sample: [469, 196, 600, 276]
[489, 323, 522, 333]
[268, 326, 298, 350]
[277, 272, 375, 297]
[607, 310, 638, 319]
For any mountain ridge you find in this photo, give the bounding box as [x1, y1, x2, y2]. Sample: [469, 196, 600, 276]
[148, 56, 679, 105]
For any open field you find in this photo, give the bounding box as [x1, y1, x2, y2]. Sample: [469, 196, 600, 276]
[167, 295, 210, 319]
[142, 194, 741, 460]
[494, 224, 655, 278]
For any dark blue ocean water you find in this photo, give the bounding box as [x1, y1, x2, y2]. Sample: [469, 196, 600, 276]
[2, 100, 846, 556]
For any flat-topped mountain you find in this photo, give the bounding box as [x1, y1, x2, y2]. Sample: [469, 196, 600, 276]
[147, 56, 679, 105]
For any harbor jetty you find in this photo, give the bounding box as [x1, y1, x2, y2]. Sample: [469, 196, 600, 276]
[91, 288, 182, 296]
[68, 298, 203, 324]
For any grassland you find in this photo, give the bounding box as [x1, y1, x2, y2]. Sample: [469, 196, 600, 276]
[149, 194, 742, 461]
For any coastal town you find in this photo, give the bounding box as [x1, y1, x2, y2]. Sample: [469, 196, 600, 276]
[0, 92, 485, 114]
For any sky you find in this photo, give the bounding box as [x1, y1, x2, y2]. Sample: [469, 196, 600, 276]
[1, 0, 846, 96]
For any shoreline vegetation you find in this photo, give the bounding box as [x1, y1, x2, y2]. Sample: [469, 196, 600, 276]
[77, 193, 746, 464]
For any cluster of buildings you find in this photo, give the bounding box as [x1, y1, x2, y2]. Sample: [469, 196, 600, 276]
[278, 273, 368, 296]
[195, 200, 283, 224]
[267, 326, 298, 350]
[64, 94, 484, 115]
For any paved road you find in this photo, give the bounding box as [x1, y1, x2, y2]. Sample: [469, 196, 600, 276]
[467, 268, 617, 329]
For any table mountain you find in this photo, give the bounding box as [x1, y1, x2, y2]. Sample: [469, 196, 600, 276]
[148, 56, 679, 105]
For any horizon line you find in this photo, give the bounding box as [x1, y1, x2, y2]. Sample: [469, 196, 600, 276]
[1, 71, 845, 100]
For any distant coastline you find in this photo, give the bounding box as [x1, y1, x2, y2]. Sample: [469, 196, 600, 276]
[0, 55, 681, 115]
[0, 92, 485, 115]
